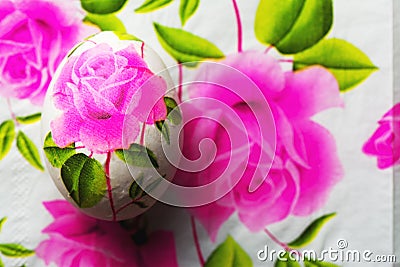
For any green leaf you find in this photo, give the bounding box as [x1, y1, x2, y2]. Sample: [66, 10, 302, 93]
[115, 32, 142, 41]
[156, 121, 170, 144]
[16, 131, 44, 171]
[129, 173, 145, 199]
[133, 201, 148, 208]
[180, 0, 200, 26]
[0, 120, 15, 161]
[61, 153, 107, 208]
[115, 144, 159, 168]
[81, 0, 127, 14]
[288, 213, 336, 248]
[274, 252, 301, 267]
[304, 259, 340, 267]
[0, 218, 7, 233]
[255, 0, 333, 54]
[144, 176, 163, 193]
[0, 244, 34, 258]
[135, 0, 173, 13]
[16, 113, 41, 125]
[0, 257, 3, 267]
[153, 23, 224, 66]
[43, 132, 76, 168]
[293, 38, 378, 91]
[164, 97, 182, 125]
[205, 235, 252, 267]
[84, 13, 126, 32]
[128, 174, 154, 208]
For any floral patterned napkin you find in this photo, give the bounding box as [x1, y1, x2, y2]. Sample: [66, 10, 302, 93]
[0, 0, 396, 266]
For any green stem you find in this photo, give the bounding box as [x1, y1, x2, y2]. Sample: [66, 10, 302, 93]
[191, 216, 205, 266]
[264, 228, 302, 256]
[105, 151, 117, 221]
[6, 99, 19, 127]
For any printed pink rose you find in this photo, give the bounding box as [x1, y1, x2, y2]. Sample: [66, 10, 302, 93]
[363, 103, 400, 169]
[0, 0, 97, 105]
[50, 43, 167, 153]
[175, 51, 344, 240]
[37, 200, 179, 267]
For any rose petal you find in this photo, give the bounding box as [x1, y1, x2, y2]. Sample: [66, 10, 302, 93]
[27, 67, 49, 105]
[53, 58, 75, 110]
[43, 200, 80, 219]
[140, 231, 179, 267]
[50, 111, 82, 148]
[0, 39, 32, 57]
[42, 213, 96, 237]
[278, 66, 343, 120]
[100, 67, 145, 113]
[363, 122, 399, 169]
[71, 81, 118, 120]
[16, 0, 83, 28]
[58, 248, 82, 267]
[0, 10, 28, 40]
[116, 44, 148, 69]
[189, 51, 284, 107]
[72, 43, 113, 83]
[293, 121, 343, 216]
[273, 106, 309, 168]
[79, 52, 120, 79]
[74, 250, 106, 267]
[381, 103, 400, 122]
[227, 157, 299, 232]
[130, 73, 167, 124]
[36, 236, 78, 267]
[222, 50, 285, 97]
[0, 1, 14, 20]
[190, 204, 234, 242]
[79, 113, 139, 153]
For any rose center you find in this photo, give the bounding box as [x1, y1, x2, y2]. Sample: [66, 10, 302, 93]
[86, 55, 115, 79]
[6, 55, 29, 80]
[88, 110, 112, 120]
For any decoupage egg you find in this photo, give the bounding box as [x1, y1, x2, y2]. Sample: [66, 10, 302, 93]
[41, 31, 180, 221]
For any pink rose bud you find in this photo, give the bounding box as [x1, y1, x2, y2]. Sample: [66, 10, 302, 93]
[363, 103, 400, 169]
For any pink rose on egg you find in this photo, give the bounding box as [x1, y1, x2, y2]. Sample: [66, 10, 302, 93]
[363, 103, 400, 169]
[0, 0, 97, 105]
[36, 200, 179, 267]
[50, 43, 167, 153]
[175, 51, 344, 240]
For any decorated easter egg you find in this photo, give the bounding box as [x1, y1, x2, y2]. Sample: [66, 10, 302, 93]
[41, 31, 180, 221]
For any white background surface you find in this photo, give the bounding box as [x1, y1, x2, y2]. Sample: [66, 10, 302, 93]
[0, 1, 394, 266]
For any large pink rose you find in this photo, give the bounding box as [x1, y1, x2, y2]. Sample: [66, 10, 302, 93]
[36, 200, 179, 267]
[50, 43, 167, 153]
[363, 103, 400, 169]
[0, 0, 96, 105]
[175, 51, 344, 240]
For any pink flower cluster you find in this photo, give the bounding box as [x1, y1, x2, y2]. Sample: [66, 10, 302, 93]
[0, 0, 96, 105]
[175, 51, 344, 240]
[37, 200, 178, 267]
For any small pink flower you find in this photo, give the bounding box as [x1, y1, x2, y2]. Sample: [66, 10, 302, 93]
[36, 200, 179, 267]
[0, 0, 97, 105]
[50, 43, 167, 153]
[363, 103, 400, 169]
[175, 51, 344, 240]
